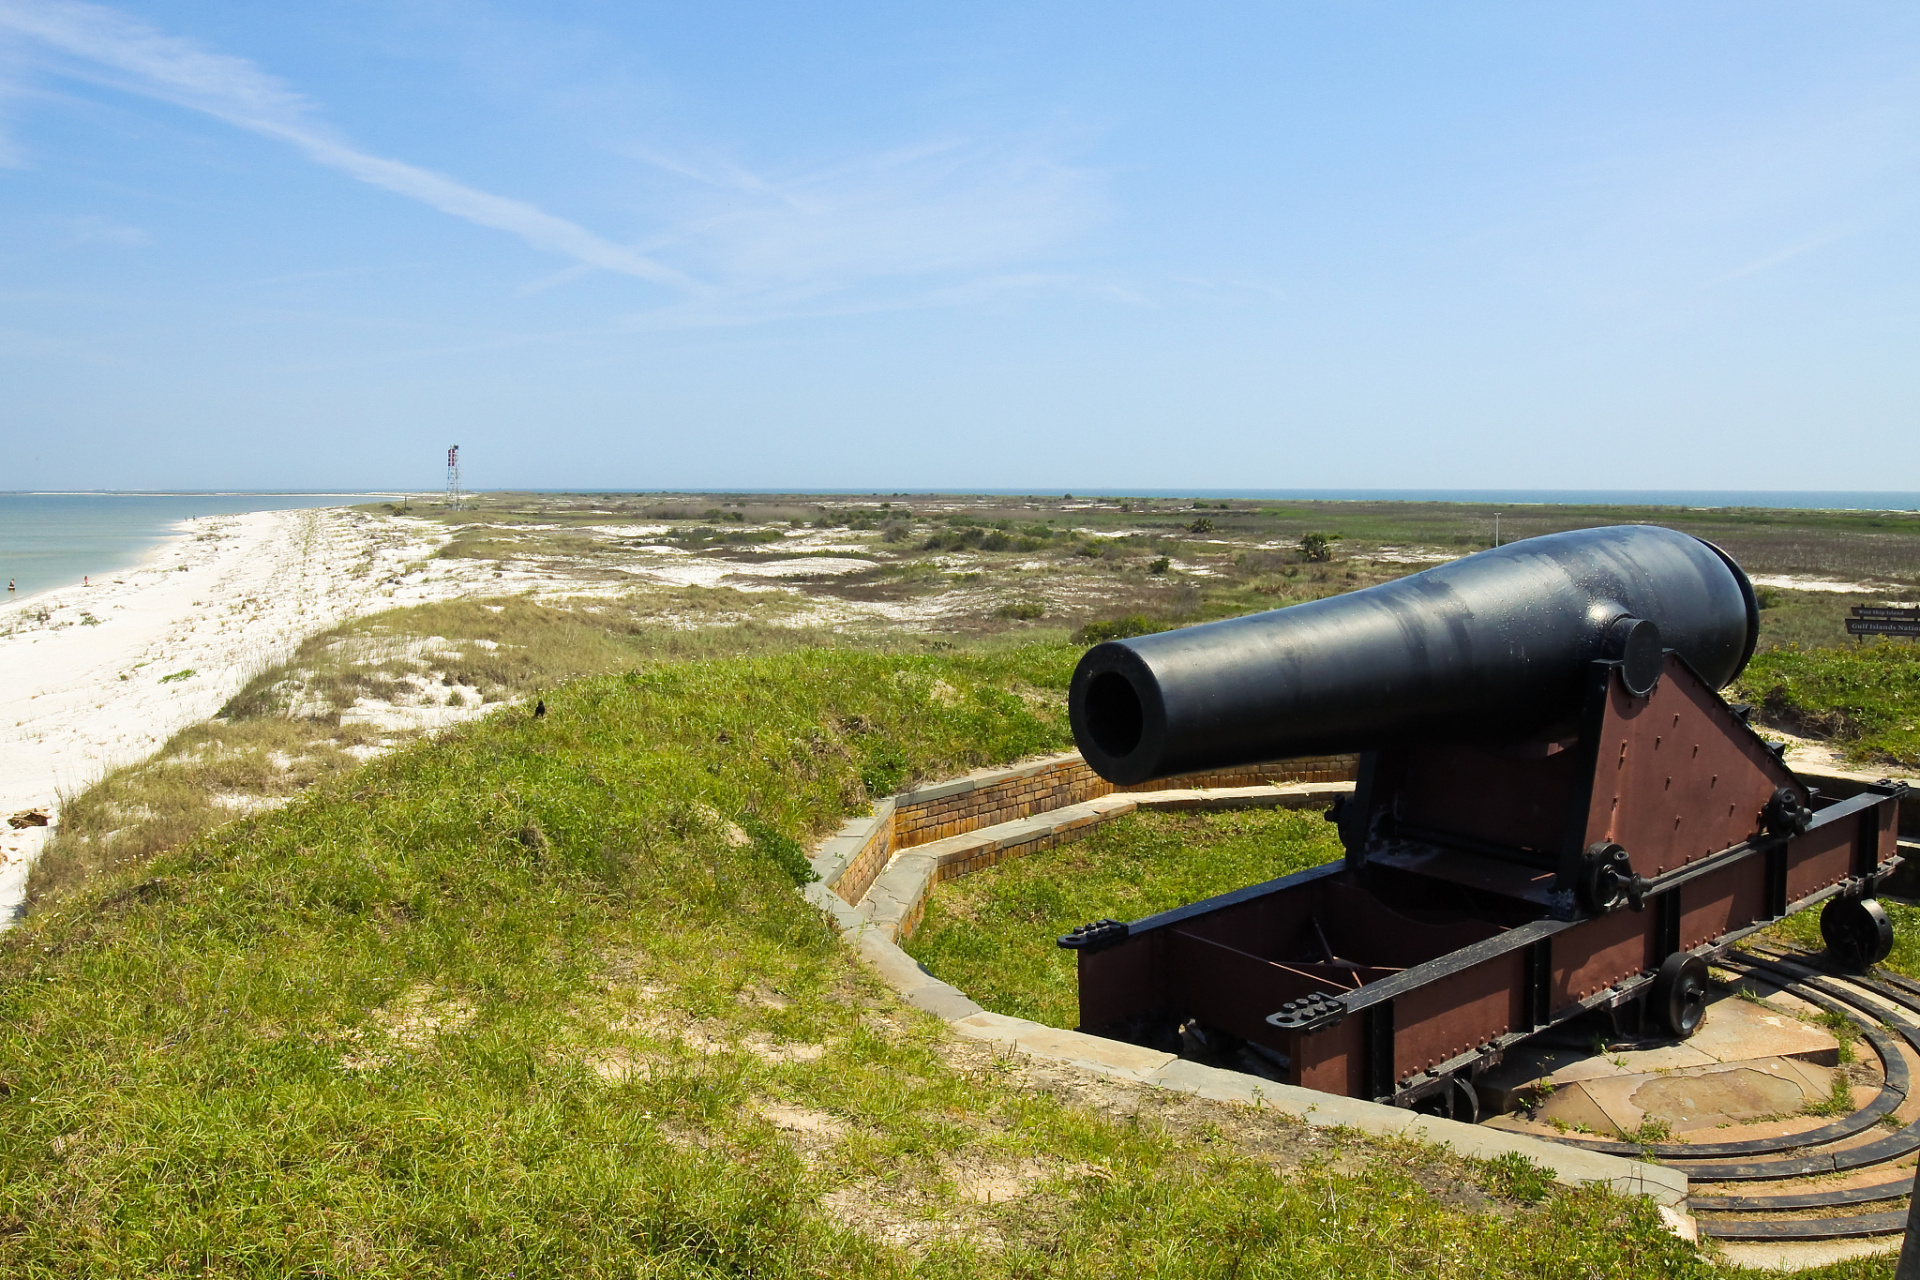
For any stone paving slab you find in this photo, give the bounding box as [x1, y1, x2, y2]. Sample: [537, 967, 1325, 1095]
[1558, 1044, 1720, 1081]
[807, 812, 884, 887]
[1720, 1237, 1907, 1273]
[902, 797, 1132, 868]
[1479, 992, 1841, 1113]
[859, 852, 940, 940]
[1520, 1085, 1618, 1138]
[1566, 1057, 1833, 1136]
[1687, 997, 1840, 1065]
[892, 752, 1083, 806]
[803, 882, 986, 1020]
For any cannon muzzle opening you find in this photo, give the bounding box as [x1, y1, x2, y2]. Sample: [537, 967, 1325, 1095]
[1083, 669, 1148, 759]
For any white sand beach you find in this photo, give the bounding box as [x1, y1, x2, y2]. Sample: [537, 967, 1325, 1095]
[0, 506, 531, 919]
[0, 506, 962, 920]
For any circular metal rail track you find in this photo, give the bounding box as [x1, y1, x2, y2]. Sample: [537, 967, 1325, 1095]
[1524, 942, 1920, 1243]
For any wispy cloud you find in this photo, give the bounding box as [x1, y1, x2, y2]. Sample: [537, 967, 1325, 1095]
[0, 34, 30, 166]
[53, 212, 146, 245]
[0, 0, 694, 288]
[618, 135, 1104, 322]
[1714, 226, 1856, 284]
[0, 0, 1106, 324]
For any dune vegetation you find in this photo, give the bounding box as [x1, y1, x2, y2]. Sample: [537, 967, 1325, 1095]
[0, 645, 1718, 1277]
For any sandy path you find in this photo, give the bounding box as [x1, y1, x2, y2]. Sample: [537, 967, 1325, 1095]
[0, 507, 526, 918]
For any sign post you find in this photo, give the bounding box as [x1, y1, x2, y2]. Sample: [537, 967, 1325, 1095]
[1847, 606, 1920, 640]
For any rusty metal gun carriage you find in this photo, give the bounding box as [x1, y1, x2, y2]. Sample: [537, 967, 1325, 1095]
[1060, 525, 1908, 1119]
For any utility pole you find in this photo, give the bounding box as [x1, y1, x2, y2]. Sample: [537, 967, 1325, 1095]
[1494, 512, 1501, 548]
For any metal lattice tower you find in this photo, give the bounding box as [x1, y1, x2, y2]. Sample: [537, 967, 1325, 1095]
[445, 444, 462, 510]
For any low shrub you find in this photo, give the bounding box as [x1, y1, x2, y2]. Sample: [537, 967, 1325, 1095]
[1300, 531, 1341, 563]
[1071, 614, 1162, 645]
[923, 527, 1013, 553]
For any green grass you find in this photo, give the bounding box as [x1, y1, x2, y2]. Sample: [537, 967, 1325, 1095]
[1751, 589, 1891, 653]
[36, 715, 387, 897]
[1803, 1074, 1857, 1118]
[904, 809, 1346, 1028]
[0, 647, 1727, 1277]
[31, 595, 883, 903]
[1735, 640, 1920, 767]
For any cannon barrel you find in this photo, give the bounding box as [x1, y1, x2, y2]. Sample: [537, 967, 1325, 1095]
[1069, 525, 1759, 785]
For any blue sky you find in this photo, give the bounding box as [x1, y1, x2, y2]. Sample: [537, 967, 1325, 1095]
[2, 2, 1918, 493]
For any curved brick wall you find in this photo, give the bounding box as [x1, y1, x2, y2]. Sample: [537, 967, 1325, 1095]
[818, 751, 1358, 907]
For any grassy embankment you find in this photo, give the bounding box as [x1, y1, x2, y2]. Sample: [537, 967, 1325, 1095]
[0, 646, 1712, 1276]
[31, 591, 855, 902]
[38, 494, 1913, 932]
[1735, 640, 1920, 770]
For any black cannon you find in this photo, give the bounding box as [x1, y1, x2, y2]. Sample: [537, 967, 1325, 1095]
[1072, 524, 1756, 783]
[1060, 526, 1906, 1114]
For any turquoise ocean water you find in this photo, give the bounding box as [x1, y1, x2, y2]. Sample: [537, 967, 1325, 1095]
[0, 493, 389, 603]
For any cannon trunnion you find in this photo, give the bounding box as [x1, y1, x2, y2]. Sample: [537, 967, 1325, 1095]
[1061, 527, 1908, 1114]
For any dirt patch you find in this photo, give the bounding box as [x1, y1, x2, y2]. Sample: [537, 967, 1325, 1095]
[619, 1013, 731, 1055]
[583, 1048, 655, 1082]
[761, 1103, 850, 1144]
[945, 1155, 1067, 1205]
[821, 1182, 1004, 1254]
[340, 983, 477, 1070]
[744, 1032, 827, 1063]
[735, 985, 793, 1010]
